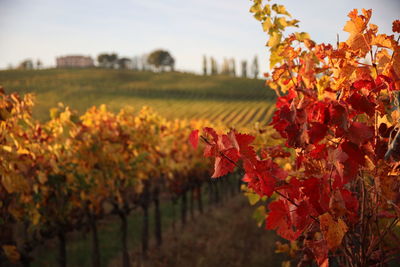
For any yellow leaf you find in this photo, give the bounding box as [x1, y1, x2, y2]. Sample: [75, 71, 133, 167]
[32, 209, 41, 225]
[319, 212, 348, 250]
[275, 241, 290, 253]
[37, 171, 48, 184]
[17, 148, 30, 155]
[263, 4, 271, 16]
[249, 3, 261, 14]
[269, 46, 285, 69]
[262, 17, 273, 32]
[295, 32, 310, 41]
[2, 175, 29, 194]
[272, 4, 291, 17]
[275, 17, 288, 30]
[1, 145, 13, 153]
[286, 19, 300, 27]
[2, 245, 21, 264]
[267, 32, 282, 48]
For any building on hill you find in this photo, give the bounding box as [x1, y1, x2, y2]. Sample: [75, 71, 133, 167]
[56, 55, 94, 68]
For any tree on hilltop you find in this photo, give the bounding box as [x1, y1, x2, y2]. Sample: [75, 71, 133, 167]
[147, 50, 175, 72]
[97, 53, 118, 68]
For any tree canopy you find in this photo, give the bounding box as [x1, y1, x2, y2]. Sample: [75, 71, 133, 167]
[147, 50, 175, 71]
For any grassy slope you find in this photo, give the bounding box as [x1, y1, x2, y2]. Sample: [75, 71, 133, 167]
[0, 68, 275, 127]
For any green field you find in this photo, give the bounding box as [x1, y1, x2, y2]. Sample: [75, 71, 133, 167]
[0, 68, 276, 127]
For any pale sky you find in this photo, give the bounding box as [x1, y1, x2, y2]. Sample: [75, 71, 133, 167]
[0, 0, 399, 74]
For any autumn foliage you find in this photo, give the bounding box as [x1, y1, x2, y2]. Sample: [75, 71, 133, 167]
[191, 1, 400, 266]
[0, 89, 215, 265]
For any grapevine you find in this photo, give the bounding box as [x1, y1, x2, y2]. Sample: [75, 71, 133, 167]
[191, 2, 400, 266]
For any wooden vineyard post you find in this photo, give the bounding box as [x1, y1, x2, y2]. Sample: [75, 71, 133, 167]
[197, 184, 203, 214]
[153, 185, 162, 247]
[171, 197, 177, 232]
[89, 213, 101, 267]
[189, 186, 195, 220]
[180, 190, 187, 227]
[119, 210, 130, 267]
[141, 182, 150, 257]
[57, 230, 67, 267]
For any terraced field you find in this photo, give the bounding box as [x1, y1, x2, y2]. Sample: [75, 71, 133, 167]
[0, 68, 276, 128]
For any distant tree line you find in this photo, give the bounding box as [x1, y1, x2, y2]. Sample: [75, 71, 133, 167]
[15, 59, 43, 70]
[202, 55, 259, 79]
[97, 49, 175, 72]
[13, 49, 175, 72]
[13, 52, 259, 78]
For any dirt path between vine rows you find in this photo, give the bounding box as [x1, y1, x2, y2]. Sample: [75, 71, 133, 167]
[109, 195, 289, 267]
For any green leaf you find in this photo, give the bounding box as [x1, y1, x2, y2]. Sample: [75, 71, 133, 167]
[252, 206, 266, 227]
[246, 192, 260, 205]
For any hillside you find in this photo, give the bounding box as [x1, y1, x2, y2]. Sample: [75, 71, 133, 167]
[0, 68, 276, 127]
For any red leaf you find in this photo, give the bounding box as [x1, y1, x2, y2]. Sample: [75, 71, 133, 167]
[229, 131, 256, 161]
[302, 178, 328, 215]
[266, 200, 301, 240]
[347, 122, 374, 145]
[339, 141, 366, 182]
[347, 92, 376, 117]
[243, 159, 283, 197]
[294, 201, 311, 230]
[211, 148, 239, 178]
[265, 145, 291, 158]
[203, 127, 219, 157]
[203, 127, 218, 142]
[189, 130, 199, 149]
[276, 89, 297, 108]
[392, 19, 400, 33]
[329, 103, 348, 130]
[353, 79, 374, 91]
[309, 240, 329, 266]
[308, 123, 328, 144]
[341, 189, 359, 224]
[309, 144, 327, 159]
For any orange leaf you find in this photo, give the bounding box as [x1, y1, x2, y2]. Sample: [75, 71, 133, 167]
[346, 33, 371, 55]
[343, 9, 368, 35]
[2, 245, 20, 264]
[319, 213, 348, 250]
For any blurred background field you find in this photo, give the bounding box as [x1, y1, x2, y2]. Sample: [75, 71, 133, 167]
[0, 69, 275, 128]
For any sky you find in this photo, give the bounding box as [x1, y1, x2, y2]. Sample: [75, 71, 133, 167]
[0, 0, 399, 74]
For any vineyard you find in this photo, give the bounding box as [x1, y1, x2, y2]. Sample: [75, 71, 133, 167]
[1, 88, 268, 266]
[0, 69, 276, 128]
[0, 58, 279, 267]
[2, 0, 400, 267]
